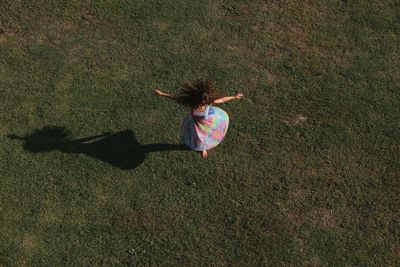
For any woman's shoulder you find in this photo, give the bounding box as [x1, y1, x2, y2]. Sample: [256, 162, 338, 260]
[191, 105, 210, 117]
[192, 105, 206, 112]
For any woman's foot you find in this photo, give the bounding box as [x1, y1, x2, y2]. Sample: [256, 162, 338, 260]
[201, 150, 208, 158]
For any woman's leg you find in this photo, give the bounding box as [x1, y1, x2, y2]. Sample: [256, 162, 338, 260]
[201, 150, 208, 158]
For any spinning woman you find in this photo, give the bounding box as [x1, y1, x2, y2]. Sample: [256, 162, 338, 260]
[154, 80, 243, 158]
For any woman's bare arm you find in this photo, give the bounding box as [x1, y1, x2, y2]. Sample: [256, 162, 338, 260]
[154, 88, 177, 100]
[213, 93, 243, 104]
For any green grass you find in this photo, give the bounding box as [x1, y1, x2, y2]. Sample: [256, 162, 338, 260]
[1, 0, 399, 265]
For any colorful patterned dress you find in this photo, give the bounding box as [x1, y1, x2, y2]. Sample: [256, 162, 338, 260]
[179, 105, 229, 151]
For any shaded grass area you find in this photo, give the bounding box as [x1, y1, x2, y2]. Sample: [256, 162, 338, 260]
[0, 0, 399, 265]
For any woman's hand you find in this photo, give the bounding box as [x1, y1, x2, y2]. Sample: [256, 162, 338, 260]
[154, 88, 165, 96]
[154, 88, 176, 100]
[235, 93, 244, 99]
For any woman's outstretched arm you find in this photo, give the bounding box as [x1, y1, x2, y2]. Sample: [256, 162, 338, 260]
[213, 93, 243, 104]
[154, 88, 177, 100]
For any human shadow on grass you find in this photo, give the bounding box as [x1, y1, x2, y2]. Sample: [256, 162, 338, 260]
[8, 126, 187, 170]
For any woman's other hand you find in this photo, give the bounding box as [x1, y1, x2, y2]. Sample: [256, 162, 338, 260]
[154, 88, 164, 96]
[235, 93, 244, 99]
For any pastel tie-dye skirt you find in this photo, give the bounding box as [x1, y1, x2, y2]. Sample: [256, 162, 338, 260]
[179, 106, 229, 151]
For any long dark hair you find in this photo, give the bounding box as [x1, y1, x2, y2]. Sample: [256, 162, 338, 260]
[176, 80, 220, 108]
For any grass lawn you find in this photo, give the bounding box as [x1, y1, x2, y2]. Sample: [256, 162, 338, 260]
[0, 0, 399, 265]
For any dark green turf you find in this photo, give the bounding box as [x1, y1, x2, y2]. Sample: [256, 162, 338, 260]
[1, 0, 399, 266]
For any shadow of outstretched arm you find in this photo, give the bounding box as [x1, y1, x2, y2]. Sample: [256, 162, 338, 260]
[7, 134, 25, 140]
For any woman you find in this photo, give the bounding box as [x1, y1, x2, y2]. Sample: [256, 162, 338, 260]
[154, 80, 243, 158]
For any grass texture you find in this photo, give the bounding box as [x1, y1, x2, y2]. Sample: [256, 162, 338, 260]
[0, 0, 399, 266]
